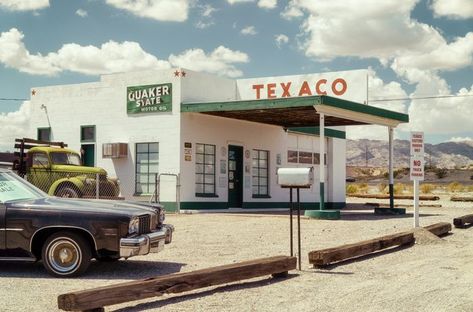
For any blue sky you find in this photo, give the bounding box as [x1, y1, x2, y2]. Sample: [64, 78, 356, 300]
[0, 0, 472, 148]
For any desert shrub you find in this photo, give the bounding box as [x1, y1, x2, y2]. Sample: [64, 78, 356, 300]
[346, 184, 358, 194]
[435, 168, 448, 179]
[467, 185, 473, 192]
[447, 182, 463, 193]
[420, 183, 436, 194]
[356, 183, 369, 194]
[377, 183, 388, 194]
[393, 183, 405, 194]
[470, 174, 473, 180]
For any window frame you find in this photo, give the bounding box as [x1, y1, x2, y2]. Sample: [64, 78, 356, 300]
[134, 142, 159, 195]
[195, 143, 217, 197]
[37, 127, 51, 142]
[252, 149, 270, 198]
[80, 125, 96, 143]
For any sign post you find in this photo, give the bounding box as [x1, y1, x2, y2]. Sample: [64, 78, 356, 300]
[410, 132, 424, 228]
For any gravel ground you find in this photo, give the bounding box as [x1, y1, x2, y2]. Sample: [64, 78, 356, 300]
[1, 195, 473, 312]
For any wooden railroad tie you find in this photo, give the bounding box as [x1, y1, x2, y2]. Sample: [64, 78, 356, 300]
[308, 222, 452, 267]
[58, 255, 296, 312]
[453, 214, 473, 228]
[450, 196, 473, 202]
[350, 194, 440, 201]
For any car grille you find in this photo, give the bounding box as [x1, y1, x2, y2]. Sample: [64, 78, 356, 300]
[138, 215, 151, 234]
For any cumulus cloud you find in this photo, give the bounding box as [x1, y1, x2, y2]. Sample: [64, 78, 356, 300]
[450, 137, 473, 142]
[0, 28, 250, 78]
[75, 9, 88, 18]
[227, 0, 253, 4]
[195, 4, 217, 29]
[241, 26, 257, 36]
[0, 101, 31, 152]
[169, 46, 249, 77]
[258, 0, 277, 9]
[105, 0, 189, 22]
[431, 0, 473, 19]
[275, 34, 289, 48]
[0, 0, 49, 11]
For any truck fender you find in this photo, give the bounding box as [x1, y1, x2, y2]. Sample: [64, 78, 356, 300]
[48, 177, 86, 196]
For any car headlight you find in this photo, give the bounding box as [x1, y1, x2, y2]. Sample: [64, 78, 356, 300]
[128, 217, 139, 235]
[159, 209, 165, 223]
[85, 178, 95, 185]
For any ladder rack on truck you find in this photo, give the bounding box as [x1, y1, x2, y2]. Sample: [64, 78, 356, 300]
[14, 138, 67, 177]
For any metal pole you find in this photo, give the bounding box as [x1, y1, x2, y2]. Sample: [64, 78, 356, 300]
[319, 113, 325, 210]
[155, 173, 158, 203]
[389, 127, 394, 209]
[289, 187, 293, 257]
[96, 173, 100, 199]
[414, 180, 419, 227]
[176, 173, 181, 214]
[297, 187, 301, 271]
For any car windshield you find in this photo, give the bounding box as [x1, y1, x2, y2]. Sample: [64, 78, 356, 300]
[50, 152, 82, 166]
[0, 171, 47, 203]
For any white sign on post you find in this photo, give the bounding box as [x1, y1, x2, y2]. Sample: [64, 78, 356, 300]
[410, 131, 424, 228]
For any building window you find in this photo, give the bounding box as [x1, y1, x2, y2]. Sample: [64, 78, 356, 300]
[135, 142, 159, 195]
[37, 127, 51, 141]
[252, 149, 269, 197]
[81, 125, 96, 142]
[287, 150, 298, 163]
[195, 143, 216, 196]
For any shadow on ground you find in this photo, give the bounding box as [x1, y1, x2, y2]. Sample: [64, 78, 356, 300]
[0, 260, 186, 280]
[111, 273, 298, 312]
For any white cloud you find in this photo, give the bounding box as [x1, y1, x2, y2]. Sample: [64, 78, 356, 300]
[227, 0, 253, 4]
[0, 0, 49, 11]
[0, 101, 31, 152]
[169, 46, 249, 77]
[258, 0, 277, 9]
[431, 0, 473, 19]
[105, 0, 189, 22]
[0, 28, 170, 75]
[275, 34, 289, 48]
[450, 136, 473, 142]
[195, 4, 216, 29]
[241, 26, 257, 36]
[76, 9, 88, 18]
[0, 28, 250, 78]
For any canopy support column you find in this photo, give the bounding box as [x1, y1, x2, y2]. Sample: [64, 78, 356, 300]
[319, 113, 325, 211]
[389, 127, 394, 209]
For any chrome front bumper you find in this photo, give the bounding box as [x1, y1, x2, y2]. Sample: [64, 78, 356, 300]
[120, 224, 174, 259]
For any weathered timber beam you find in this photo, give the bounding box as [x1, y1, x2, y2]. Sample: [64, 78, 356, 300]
[58, 256, 296, 312]
[422, 222, 451, 236]
[308, 232, 414, 267]
[350, 194, 439, 201]
[451, 196, 473, 202]
[453, 215, 473, 228]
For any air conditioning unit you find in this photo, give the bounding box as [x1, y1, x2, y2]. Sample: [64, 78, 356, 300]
[102, 143, 128, 158]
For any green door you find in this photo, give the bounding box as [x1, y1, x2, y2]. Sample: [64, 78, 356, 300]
[228, 145, 243, 208]
[81, 144, 95, 167]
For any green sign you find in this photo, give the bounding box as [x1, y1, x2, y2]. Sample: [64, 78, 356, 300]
[127, 83, 172, 114]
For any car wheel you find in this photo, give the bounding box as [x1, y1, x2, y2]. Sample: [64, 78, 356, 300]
[56, 186, 80, 198]
[41, 231, 91, 277]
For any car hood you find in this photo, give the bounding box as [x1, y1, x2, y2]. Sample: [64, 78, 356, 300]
[7, 197, 163, 218]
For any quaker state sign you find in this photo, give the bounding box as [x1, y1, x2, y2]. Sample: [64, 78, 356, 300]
[127, 83, 172, 114]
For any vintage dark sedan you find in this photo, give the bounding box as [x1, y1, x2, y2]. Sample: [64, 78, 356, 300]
[0, 169, 174, 277]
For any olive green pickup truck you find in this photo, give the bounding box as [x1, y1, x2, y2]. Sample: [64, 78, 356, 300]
[13, 138, 119, 198]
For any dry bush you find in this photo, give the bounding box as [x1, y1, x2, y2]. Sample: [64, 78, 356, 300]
[357, 183, 369, 194]
[467, 185, 473, 192]
[447, 182, 463, 193]
[346, 184, 358, 194]
[377, 183, 388, 194]
[393, 183, 405, 194]
[420, 183, 436, 194]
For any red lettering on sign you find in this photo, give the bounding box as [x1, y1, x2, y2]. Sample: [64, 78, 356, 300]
[315, 79, 327, 95]
[332, 78, 347, 96]
[280, 82, 291, 97]
[267, 83, 276, 99]
[253, 84, 264, 99]
[298, 81, 312, 96]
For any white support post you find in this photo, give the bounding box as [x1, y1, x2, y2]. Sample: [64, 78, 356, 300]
[414, 180, 419, 227]
[319, 113, 325, 210]
[388, 127, 394, 209]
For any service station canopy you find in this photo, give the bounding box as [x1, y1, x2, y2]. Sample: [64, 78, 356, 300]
[181, 95, 409, 129]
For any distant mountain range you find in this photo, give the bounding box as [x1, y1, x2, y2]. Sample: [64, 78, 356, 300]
[347, 139, 473, 169]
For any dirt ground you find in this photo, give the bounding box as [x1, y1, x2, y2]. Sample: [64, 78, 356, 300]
[1, 195, 473, 312]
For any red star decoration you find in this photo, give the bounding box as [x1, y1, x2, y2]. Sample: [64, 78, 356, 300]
[180, 71, 186, 77]
[174, 70, 180, 77]
[31, 90, 36, 96]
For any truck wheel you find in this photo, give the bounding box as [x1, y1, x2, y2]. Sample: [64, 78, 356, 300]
[41, 231, 91, 277]
[56, 186, 80, 198]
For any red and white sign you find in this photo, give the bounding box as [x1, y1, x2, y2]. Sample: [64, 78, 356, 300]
[410, 131, 424, 157]
[236, 69, 368, 103]
[410, 156, 424, 181]
[410, 131, 424, 181]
